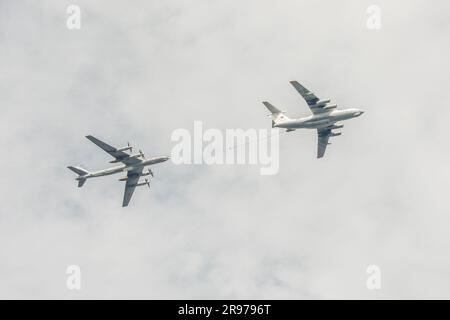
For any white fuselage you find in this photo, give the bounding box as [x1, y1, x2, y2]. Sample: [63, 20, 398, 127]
[275, 108, 364, 129]
[80, 156, 170, 180]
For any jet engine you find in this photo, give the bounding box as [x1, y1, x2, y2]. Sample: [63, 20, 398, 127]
[314, 99, 331, 107]
[323, 104, 337, 110]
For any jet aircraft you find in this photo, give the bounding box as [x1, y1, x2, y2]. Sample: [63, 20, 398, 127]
[263, 81, 364, 158]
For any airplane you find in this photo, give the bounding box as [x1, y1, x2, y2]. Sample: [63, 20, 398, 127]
[68, 135, 170, 207]
[263, 81, 364, 158]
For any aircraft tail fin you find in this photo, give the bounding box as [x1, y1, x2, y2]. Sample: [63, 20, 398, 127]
[262, 101, 290, 127]
[67, 166, 90, 188]
[263, 101, 282, 114]
[68, 166, 90, 187]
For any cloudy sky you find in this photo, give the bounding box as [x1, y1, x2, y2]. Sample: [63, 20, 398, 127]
[1, 0, 449, 299]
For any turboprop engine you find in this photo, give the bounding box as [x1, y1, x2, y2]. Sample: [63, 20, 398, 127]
[118, 169, 153, 181]
[117, 142, 132, 152]
[133, 179, 150, 188]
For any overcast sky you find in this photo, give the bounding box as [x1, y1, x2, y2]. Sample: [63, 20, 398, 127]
[1, 0, 450, 299]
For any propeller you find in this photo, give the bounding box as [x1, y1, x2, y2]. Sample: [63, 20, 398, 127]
[139, 149, 145, 159]
[127, 142, 133, 153]
[144, 178, 150, 189]
[148, 169, 154, 177]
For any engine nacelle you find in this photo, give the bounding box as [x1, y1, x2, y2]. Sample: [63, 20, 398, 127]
[330, 124, 344, 130]
[314, 99, 331, 107]
[323, 104, 337, 110]
[136, 182, 147, 187]
[118, 142, 132, 152]
[330, 132, 342, 137]
[118, 170, 152, 181]
[133, 181, 150, 188]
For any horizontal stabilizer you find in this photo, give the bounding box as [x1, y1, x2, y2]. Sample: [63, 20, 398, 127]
[67, 166, 89, 176]
[78, 179, 86, 187]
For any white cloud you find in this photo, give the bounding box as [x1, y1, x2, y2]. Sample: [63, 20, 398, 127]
[0, 0, 450, 298]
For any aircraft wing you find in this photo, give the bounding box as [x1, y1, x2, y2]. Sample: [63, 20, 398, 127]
[290, 81, 328, 115]
[317, 127, 332, 158]
[86, 135, 141, 165]
[122, 167, 144, 207]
